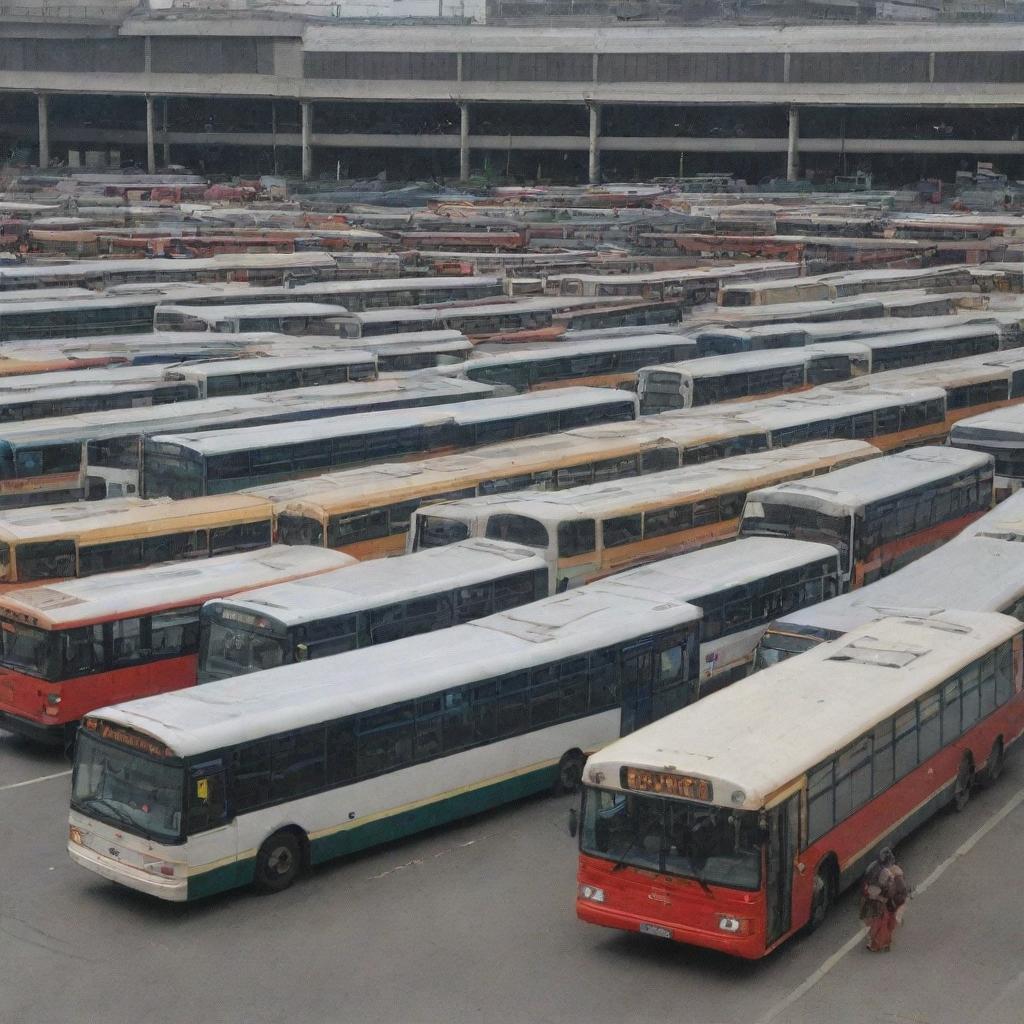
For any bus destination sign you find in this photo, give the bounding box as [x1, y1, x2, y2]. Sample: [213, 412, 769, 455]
[622, 767, 713, 802]
[84, 718, 174, 760]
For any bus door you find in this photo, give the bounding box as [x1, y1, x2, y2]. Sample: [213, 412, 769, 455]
[186, 759, 236, 869]
[619, 639, 655, 735]
[765, 793, 800, 946]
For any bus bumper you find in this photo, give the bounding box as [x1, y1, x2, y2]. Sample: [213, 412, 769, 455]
[576, 899, 764, 960]
[67, 841, 189, 902]
[0, 711, 68, 746]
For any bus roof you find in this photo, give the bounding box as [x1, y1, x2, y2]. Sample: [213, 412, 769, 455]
[89, 586, 703, 757]
[584, 611, 1021, 811]
[418, 439, 878, 523]
[150, 387, 635, 457]
[157, 302, 349, 321]
[949, 403, 1024, 444]
[0, 545, 353, 628]
[457, 334, 698, 369]
[640, 348, 814, 380]
[588, 537, 839, 605]
[955, 487, 1024, 540]
[766, 536, 1024, 640]
[0, 493, 271, 544]
[165, 352, 377, 379]
[212, 538, 547, 626]
[746, 446, 990, 516]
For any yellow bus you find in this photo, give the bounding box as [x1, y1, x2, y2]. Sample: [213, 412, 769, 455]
[0, 493, 275, 590]
[407, 440, 879, 591]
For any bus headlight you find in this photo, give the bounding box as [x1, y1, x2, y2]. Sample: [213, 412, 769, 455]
[69, 826, 84, 846]
[717, 915, 749, 934]
[579, 884, 605, 904]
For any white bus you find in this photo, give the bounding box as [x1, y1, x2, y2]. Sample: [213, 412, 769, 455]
[198, 538, 549, 682]
[68, 584, 703, 900]
[154, 303, 349, 336]
[950, 403, 1024, 497]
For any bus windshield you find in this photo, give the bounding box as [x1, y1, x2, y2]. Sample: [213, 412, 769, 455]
[199, 615, 289, 682]
[0, 619, 58, 678]
[415, 515, 470, 549]
[72, 733, 184, 843]
[580, 787, 763, 891]
[742, 502, 851, 568]
[752, 631, 824, 671]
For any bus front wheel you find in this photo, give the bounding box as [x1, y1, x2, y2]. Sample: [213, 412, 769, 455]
[986, 739, 1005, 785]
[254, 830, 303, 893]
[807, 861, 835, 933]
[953, 755, 974, 812]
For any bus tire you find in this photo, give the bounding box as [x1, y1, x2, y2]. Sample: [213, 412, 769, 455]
[554, 750, 586, 795]
[807, 859, 836, 933]
[953, 754, 974, 812]
[254, 830, 303, 893]
[986, 739, 1005, 786]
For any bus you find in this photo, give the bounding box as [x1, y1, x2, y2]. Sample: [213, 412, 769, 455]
[448, 336, 697, 393]
[0, 376, 494, 506]
[950, 403, 1024, 497]
[0, 545, 352, 745]
[328, 331, 474, 372]
[575, 611, 1022, 958]
[587, 537, 840, 695]
[163, 353, 378, 398]
[754, 535, 1024, 668]
[153, 303, 349, 336]
[0, 252, 339, 291]
[551, 300, 687, 335]
[0, 296, 159, 341]
[739, 446, 993, 589]
[407, 440, 879, 591]
[68, 584, 705, 900]
[0, 493, 280, 590]
[198, 538, 549, 682]
[956, 485, 1024, 541]
[636, 346, 865, 413]
[141, 389, 639, 499]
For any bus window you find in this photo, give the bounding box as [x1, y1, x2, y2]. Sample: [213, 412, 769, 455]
[210, 520, 272, 555]
[558, 521, 595, 557]
[277, 515, 324, 547]
[0, 619, 58, 678]
[603, 515, 642, 548]
[17, 540, 76, 582]
[485, 515, 549, 549]
[416, 515, 470, 549]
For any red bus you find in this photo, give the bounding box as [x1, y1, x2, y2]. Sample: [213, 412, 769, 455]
[0, 545, 352, 745]
[574, 610, 1022, 958]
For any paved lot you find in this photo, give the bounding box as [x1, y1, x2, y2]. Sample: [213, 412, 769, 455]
[2, 730, 1021, 1024]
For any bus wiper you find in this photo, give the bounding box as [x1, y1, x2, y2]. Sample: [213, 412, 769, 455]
[86, 796, 147, 836]
[610, 833, 644, 872]
[691, 865, 714, 898]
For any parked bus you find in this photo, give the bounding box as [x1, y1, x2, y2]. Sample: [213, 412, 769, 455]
[331, 331, 474, 372]
[68, 584, 705, 900]
[142, 389, 639, 499]
[154, 303, 349, 336]
[199, 538, 549, 682]
[0, 546, 352, 745]
[0, 296, 158, 341]
[575, 611, 1022, 958]
[551, 300, 686, 335]
[950, 403, 1024, 497]
[408, 440, 879, 591]
[588, 537, 840, 695]
[0, 493, 280, 590]
[739, 446, 993, 589]
[956, 486, 1024, 541]
[754, 535, 1024, 668]
[163, 353, 378, 398]
[0, 376, 494, 506]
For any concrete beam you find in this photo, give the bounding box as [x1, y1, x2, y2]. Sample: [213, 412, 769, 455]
[36, 92, 47, 168]
[301, 99, 312, 180]
[459, 101, 470, 182]
[588, 102, 600, 185]
[787, 104, 799, 182]
[145, 94, 156, 174]
[162, 97, 170, 167]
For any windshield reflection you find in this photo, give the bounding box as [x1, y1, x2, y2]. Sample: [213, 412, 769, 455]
[72, 733, 184, 843]
[580, 787, 763, 890]
[199, 619, 287, 682]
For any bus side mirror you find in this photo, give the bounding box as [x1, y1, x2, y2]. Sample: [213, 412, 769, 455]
[567, 808, 578, 838]
[295, 643, 309, 662]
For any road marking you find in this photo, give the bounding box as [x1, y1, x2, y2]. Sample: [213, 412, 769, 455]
[756, 782, 1024, 1024]
[0, 769, 71, 792]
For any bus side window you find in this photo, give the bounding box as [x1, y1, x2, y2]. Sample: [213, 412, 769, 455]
[558, 520, 595, 557]
[456, 583, 492, 621]
[152, 606, 200, 656]
[187, 763, 227, 834]
[496, 672, 529, 734]
[18, 540, 75, 582]
[326, 720, 356, 785]
[111, 617, 147, 666]
[589, 648, 619, 709]
[61, 625, 106, 675]
[271, 727, 327, 800]
[602, 514, 642, 549]
[441, 690, 474, 753]
[806, 762, 834, 844]
[231, 740, 273, 811]
[211, 520, 272, 555]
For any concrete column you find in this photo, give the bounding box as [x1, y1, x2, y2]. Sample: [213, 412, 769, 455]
[145, 95, 156, 174]
[786, 104, 800, 182]
[162, 98, 170, 167]
[36, 93, 48, 169]
[458, 102, 470, 182]
[587, 102, 601, 185]
[301, 100, 313, 180]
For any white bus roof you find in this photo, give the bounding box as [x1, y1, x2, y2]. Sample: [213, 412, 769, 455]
[417, 439, 878, 523]
[0, 545, 353, 628]
[585, 610, 1021, 811]
[156, 302, 349, 321]
[767, 536, 1024, 638]
[150, 387, 634, 457]
[950, 403, 1024, 445]
[90, 586, 703, 757]
[588, 537, 839, 604]
[640, 348, 813, 380]
[458, 335, 697, 370]
[212, 538, 547, 627]
[746, 446, 990, 516]
[165, 352, 376, 380]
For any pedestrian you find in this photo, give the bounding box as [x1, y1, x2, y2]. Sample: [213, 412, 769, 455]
[859, 847, 908, 952]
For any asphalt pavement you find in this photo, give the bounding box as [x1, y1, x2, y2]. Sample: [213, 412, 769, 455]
[1, 730, 1021, 1024]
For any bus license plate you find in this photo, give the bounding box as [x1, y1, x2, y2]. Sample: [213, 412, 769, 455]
[639, 923, 672, 940]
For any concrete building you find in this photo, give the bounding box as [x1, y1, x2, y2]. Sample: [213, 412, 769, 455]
[4, 15, 1024, 183]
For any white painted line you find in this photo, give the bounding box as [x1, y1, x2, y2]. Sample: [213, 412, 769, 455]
[0, 769, 71, 792]
[756, 782, 1024, 1024]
